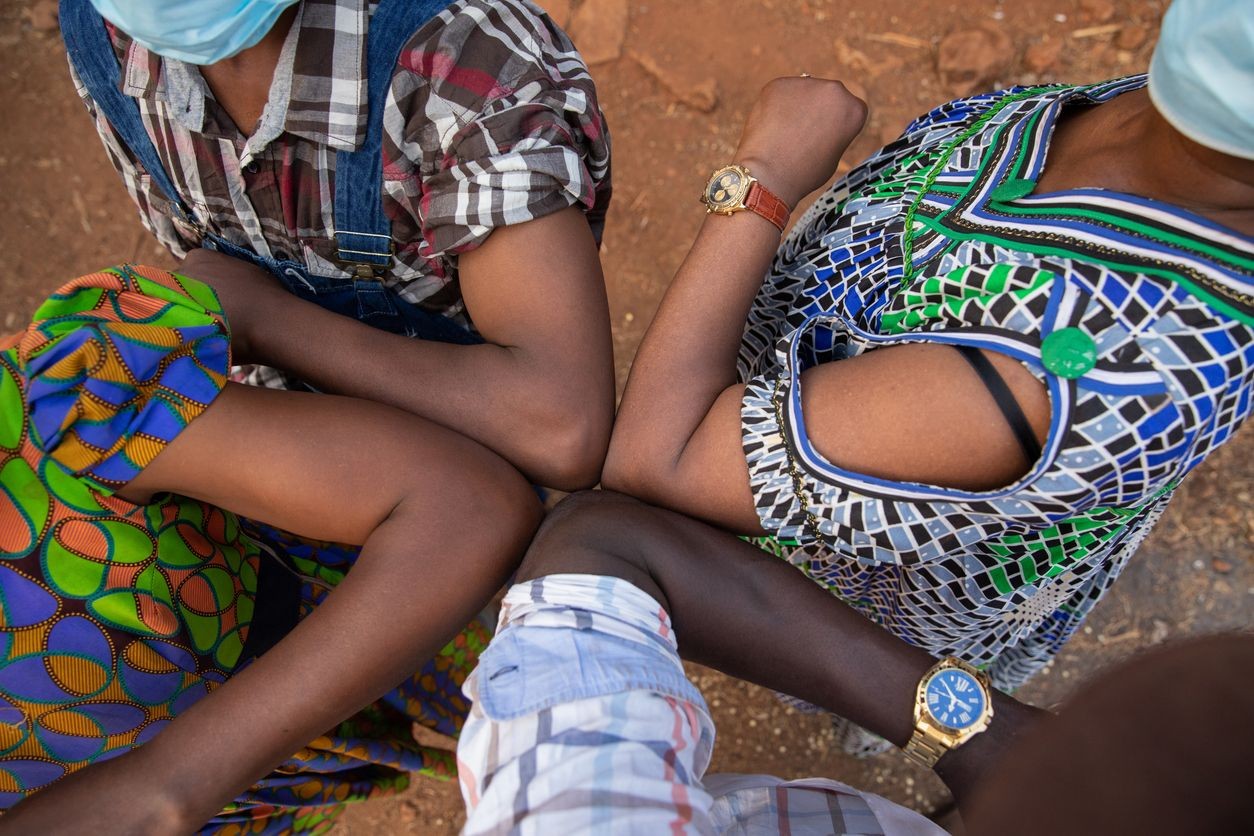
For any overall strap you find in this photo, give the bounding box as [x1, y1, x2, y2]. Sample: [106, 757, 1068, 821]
[334, 0, 454, 275]
[58, 0, 196, 226]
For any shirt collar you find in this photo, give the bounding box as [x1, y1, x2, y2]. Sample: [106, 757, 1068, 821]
[113, 0, 369, 153]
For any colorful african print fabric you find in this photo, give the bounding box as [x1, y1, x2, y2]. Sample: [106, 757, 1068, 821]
[740, 76, 1253, 695]
[0, 266, 488, 833]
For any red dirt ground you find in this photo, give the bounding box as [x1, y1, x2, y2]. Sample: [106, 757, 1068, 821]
[1, 1, 1249, 833]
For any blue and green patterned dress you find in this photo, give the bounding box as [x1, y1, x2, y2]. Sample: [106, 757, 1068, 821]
[739, 77, 1252, 713]
[0, 266, 488, 833]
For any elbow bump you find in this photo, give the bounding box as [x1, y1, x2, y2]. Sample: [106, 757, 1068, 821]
[538, 414, 612, 492]
[597, 451, 633, 495]
[598, 446, 659, 502]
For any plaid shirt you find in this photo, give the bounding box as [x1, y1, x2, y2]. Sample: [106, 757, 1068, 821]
[69, 0, 611, 334]
[458, 575, 948, 835]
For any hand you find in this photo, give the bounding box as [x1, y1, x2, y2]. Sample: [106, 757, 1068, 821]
[733, 76, 868, 208]
[935, 697, 1051, 811]
[178, 248, 288, 365]
[0, 745, 189, 835]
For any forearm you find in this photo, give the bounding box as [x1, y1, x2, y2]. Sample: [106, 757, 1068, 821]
[3, 494, 535, 833]
[518, 492, 1041, 807]
[157, 495, 533, 827]
[641, 508, 1041, 804]
[607, 77, 867, 490]
[3, 385, 542, 833]
[248, 302, 584, 482]
[211, 208, 614, 490]
[607, 208, 779, 479]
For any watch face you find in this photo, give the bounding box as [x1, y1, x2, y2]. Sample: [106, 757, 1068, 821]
[705, 167, 749, 210]
[923, 668, 986, 731]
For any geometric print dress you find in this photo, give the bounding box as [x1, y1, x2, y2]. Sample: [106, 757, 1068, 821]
[0, 266, 488, 833]
[739, 76, 1253, 706]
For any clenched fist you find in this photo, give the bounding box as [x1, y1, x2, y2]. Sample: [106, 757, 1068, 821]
[734, 76, 868, 209]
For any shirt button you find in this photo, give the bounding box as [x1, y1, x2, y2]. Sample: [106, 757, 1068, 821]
[244, 161, 259, 174]
[1041, 327, 1098, 379]
[990, 178, 1037, 202]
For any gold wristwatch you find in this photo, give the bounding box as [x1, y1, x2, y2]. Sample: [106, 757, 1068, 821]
[902, 657, 994, 769]
[699, 164, 791, 231]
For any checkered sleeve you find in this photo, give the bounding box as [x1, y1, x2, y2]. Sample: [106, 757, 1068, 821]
[458, 576, 716, 835]
[385, 0, 611, 259]
[66, 59, 194, 259]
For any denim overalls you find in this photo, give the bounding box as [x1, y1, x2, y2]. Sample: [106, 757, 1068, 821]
[59, 0, 482, 347]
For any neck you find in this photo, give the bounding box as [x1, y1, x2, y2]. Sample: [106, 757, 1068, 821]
[198, 5, 299, 135]
[1132, 99, 1254, 214]
[209, 5, 297, 78]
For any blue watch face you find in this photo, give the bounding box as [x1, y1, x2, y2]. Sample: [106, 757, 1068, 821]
[924, 669, 986, 731]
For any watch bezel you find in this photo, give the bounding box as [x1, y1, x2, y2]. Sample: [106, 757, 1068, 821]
[912, 658, 994, 743]
[919, 667, 988, 734]
[702, 164, 755, 215]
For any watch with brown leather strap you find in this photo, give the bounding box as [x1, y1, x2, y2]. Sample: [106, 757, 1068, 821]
[699, 164, 791, 231]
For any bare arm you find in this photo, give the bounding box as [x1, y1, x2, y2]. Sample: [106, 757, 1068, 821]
[184, 206, 615, 491]
[603, 78, 1048, 531]
[515, 491, 1046, 810]
[1, 384, 542, 834]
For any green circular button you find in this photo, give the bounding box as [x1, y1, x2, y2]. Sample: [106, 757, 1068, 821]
[1041, 327, 1097, 379]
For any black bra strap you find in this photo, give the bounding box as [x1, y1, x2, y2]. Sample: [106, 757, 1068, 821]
[953, 345, 1042, 465]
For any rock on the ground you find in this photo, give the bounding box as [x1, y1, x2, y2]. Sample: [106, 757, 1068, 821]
[570, 0, 628, 65]
[1080, 0, 1116, 24]
[632, 50, 720, 112]
[26, 0, 59, 32]
[1023, 37, 1064, 75]
[1115, 24, 1150, 51]
[537, 0, 574, 29]
[937, 25, 1014, 97]
[833, 37, 872, 74]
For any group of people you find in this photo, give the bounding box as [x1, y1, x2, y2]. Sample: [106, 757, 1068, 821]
[0, 0, 1250, 832]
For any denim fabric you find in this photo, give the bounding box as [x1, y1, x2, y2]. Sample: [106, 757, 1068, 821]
[61, 0, 481, 346]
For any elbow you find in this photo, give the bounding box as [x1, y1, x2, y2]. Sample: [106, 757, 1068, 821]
[528, 408, 612, 492]
[599, 437, 665, 502]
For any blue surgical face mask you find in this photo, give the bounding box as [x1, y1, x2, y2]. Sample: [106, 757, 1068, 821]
[1148, 0, 1254, 160]
[88, 0, 300, 66]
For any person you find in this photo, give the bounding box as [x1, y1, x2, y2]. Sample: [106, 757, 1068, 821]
[602, 0, 1254, 753]
[59, 0, 615, 491]
[456, 491, 1254, 836]
[0, 264, 541, 832]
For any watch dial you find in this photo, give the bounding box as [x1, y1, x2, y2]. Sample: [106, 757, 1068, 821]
[924, 669, 986, 731]
[707, 169, 745, 208]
